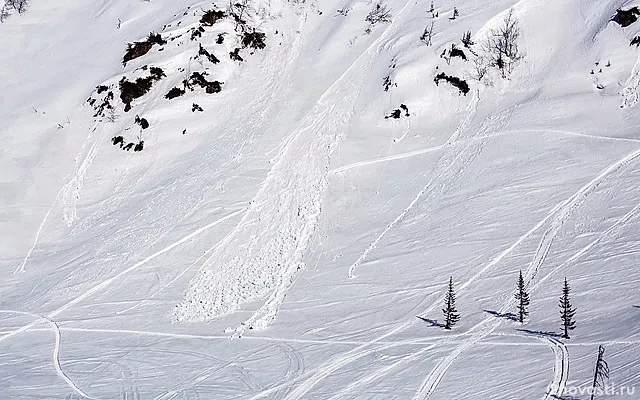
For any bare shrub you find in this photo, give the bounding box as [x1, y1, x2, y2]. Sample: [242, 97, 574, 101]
[6, 0, 28, 14]
[336, 5, 350, 16]
[420, 20, 435, 45]
[461, 30, 474, 47]
[1, 0, 29, 22]
[366, 1, 392, 25]
[0, 5, 10, 22]
[471, 55, 490, 82]
[483, 9, 522, 78]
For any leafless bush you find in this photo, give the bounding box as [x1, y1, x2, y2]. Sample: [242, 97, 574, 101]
[483, 9, 522, 78]
[461, 30, 474, 47]
[471, 55, 490, 82]
[420, 20, 435, 45]
[0, 5, 10, 22]
[229, 0, 250, 32]
[336, 5, 350, 16]
[366, 1, 392, 25]
[6, 0, 28, 14]
[1, 0, 29, 22]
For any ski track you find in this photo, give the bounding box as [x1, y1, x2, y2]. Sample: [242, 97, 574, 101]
[179, 0, 434, 333]
[175, 13, 333, 334]
[0, 310, 94, 399]
[62, 140, 100, 227]
[347, 89, 481, 279]
[13, 186, 65, 274]
[7, 325, 640, 348]
[530, 200, 640, 293]
[412, 146, 640, 399]
[326, 344, 437, 400]
[0, 209, 245, 345]
[15, 124, 99, 274]
[542, 337, 569, 400]
[264, 94, 485, 400]
[525, 146, 640, 285]
[330, 128, 640, 175]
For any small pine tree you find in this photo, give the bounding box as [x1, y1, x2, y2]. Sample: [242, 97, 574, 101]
[442, 277, 460, 330]
[451, 7, 459, 19]
[559, 278, 576, 339]
[514, 270, 530, 324]
[590, 345, 610, 400]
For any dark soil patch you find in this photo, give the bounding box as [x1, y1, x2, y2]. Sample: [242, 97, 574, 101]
[230, 48, 244, 62]
[242, 30, 266, 50]
[434, 72, 469, 95]
[385, 104, 410, 119]
[91, 90, 114, 117]
[449, 45, 467, 60]
[111, 136, 124, 147]
[199, 44, 220, 64]
[165, 87, 186, 99]
[119, 68, 165, 112]
[185, 72, 223, 94]
[613, 7, 640, 27]
[149, 67, 166, 80]
[135, 115, 149, 129]
[200, 9, 225, 26]
[191, 26, 205, 40]
[123, 32, 167, 65]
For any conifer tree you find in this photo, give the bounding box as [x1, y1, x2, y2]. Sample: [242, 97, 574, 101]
[514, 270, 530, 324]
[590, 345, 609, 400]
[442, 277, 460, 330]
[559, 278, 576, 339]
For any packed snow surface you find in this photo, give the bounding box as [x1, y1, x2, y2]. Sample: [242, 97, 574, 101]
[2, 0, 640, 398]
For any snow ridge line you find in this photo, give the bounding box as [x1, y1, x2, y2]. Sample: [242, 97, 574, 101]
[0, 310, 94, 399]
[0, 209, 244, 344]
[543, 338, 569, 400]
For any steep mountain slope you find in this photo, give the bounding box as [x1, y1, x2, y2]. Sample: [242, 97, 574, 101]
[2, 0, 640, 398]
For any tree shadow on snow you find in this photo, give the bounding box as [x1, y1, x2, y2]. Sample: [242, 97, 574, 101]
[483, 309, 518, 322]
[416, 316, 445, 328]
[516, 328, 563, 338]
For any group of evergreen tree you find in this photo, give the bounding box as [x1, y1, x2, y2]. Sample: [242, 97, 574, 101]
[440, 274, 615, 399]
[440, 272, 577, 339]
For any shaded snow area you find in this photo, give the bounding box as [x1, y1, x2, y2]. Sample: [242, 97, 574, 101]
[2, 0, 640, 398]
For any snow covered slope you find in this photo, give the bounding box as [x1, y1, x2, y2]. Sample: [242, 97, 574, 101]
[2, 0, 640, 398]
